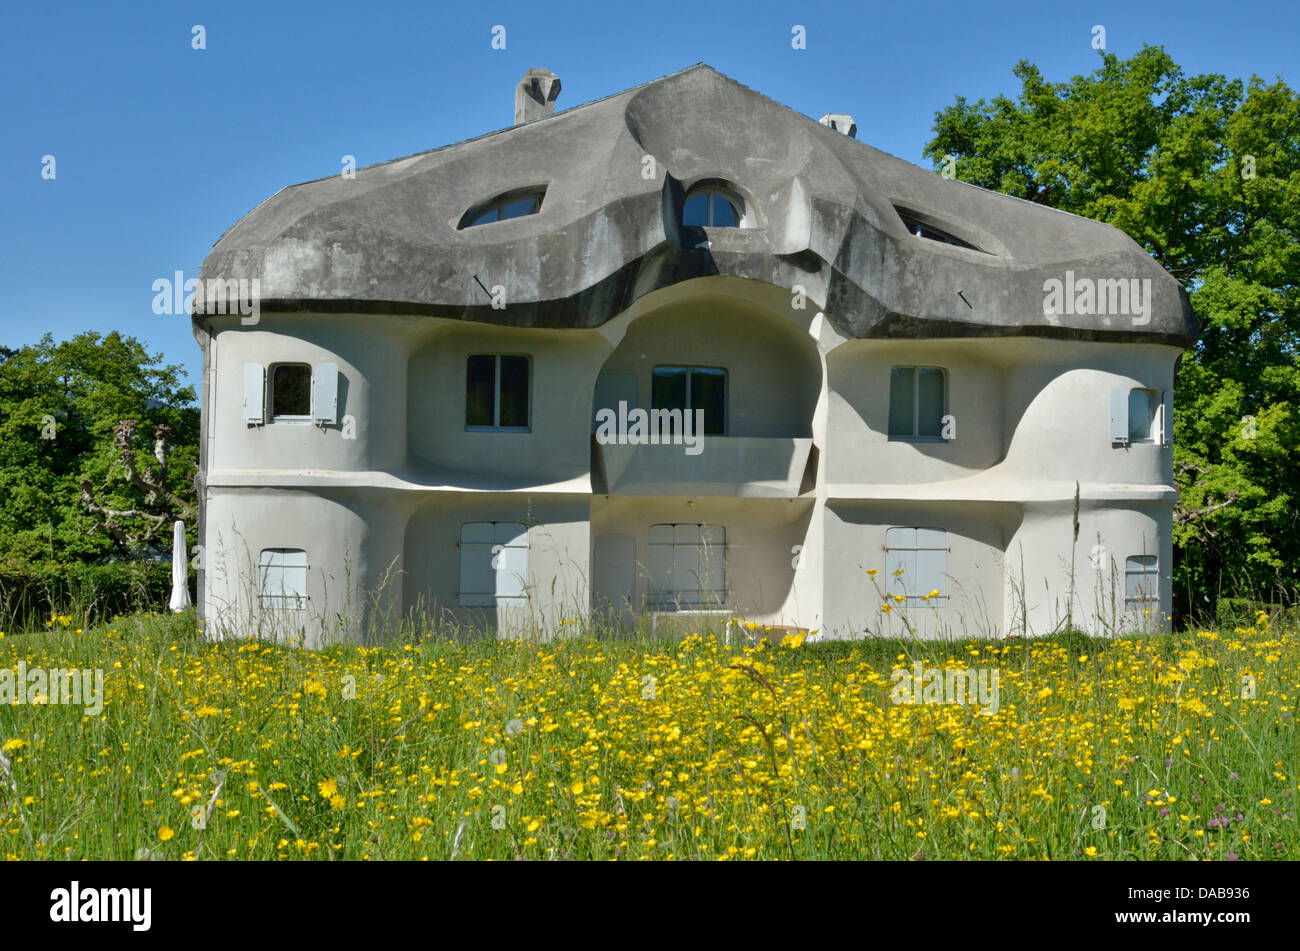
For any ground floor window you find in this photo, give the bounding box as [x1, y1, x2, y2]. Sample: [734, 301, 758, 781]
[648, 523, 726, 610]
[884, 528, 947, 604]
[1124, 554, 1158, 612]
[259, 549, 308, 608]
[460, 522, 528, 606]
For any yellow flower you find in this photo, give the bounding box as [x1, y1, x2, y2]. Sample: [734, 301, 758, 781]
[1, 739, 27, 753]
[329, 794, 346, 810]
[159, 826, 174, 842]
[1084, 846, 1098, 857]
[318, 777, 338, 799]
[571, 780, 584, 796]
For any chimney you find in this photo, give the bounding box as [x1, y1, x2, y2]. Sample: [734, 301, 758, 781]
[819, 113, 857, 138]
[515, 68, 562, 124]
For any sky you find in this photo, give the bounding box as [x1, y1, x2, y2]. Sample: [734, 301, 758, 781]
[2, 0, 1295, 394]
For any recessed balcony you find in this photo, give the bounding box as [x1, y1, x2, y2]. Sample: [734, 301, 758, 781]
[593, 436, 814, 497]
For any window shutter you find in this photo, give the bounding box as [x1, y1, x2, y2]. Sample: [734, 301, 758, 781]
[493, 523, 528, 600]
[243, 363, 265, 425]
[916, 547, 947, 598]
[1161, 389, 1173, 447]
[313, 363, 339, 425]
[459, 523, 495, 606]
[1109, 388, 1129, 446]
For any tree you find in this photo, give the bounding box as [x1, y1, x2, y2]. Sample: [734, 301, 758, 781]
[924, 46, 1300, 619]
[0, 332, 198, 565]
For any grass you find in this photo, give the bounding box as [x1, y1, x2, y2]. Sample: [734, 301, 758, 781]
[0, 609, 1296, 860]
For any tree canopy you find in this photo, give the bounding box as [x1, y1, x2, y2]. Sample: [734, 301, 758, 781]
[0, 331, 198, 566]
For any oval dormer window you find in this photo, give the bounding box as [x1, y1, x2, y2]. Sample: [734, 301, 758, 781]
[895, 208, 983, 252]
[683, 185, 746, 227]
[459, 187, 546, 229]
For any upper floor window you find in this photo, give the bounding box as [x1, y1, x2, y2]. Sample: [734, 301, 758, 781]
[888, 366, 946, 440]
[648, 523, 726, 610]
[459, 188, 546, 229]
[683, 186, 745, 227]
[460, 522, 528, 607]
[270, 364, 311, 420]
[651, 366, 726, 435]
[259, 548, 307, 609]
[243, 361, 339, 426]
[466, 354, 530, 430]
[1109, 387, 1168, 447]
[885, 528, 947, 604]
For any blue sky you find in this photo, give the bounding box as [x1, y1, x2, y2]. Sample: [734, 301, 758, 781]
[2, 0, 1294, 393]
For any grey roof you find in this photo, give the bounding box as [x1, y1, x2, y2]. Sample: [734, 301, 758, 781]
[199, 64, 1197, 344]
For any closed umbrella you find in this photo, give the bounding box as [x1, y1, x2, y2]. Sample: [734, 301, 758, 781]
[170, 520, 191, 612]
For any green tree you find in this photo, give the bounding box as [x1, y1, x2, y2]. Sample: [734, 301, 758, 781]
[0, 332, 198, 566]
[925, 45, 1300, 619]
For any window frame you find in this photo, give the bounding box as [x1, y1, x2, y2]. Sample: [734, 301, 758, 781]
[1128, 388, 1159, 445]
[647, 523, 727, 611]
[887, 365, 948, 442]
[465, 353, 532, 432]
[458, 187, 547, 229]
[884, 527, 949, 605]
[683, 186, 747, 228]
[459, 522, 529, 607]
[650, 365, 728, 436]
[268, 362, 313, 423]
[258, 548, 308, 609]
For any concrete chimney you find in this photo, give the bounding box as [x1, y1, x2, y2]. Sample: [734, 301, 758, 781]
[819, 113, 857, 138]
[515, 68, 562, 124]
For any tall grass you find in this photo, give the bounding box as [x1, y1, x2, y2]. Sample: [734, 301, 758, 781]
[0, 607, 1295, 860]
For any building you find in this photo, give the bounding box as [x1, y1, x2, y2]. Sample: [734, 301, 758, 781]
[191, 65, 1197, 646]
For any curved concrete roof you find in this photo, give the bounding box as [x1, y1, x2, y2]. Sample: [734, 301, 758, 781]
[199, 64, 1197, 345]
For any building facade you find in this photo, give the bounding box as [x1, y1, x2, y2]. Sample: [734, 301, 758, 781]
[192, 65, 1197, 646]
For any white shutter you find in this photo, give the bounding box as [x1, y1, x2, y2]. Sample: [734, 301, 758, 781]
[313, 363, 339, 425]
[243, 363, 265, 425]
[915, 547, 947, 599]
[1161, 389, 1173, 447]
[885, 528, 916, 599]
[1109, 388, 1129, 446]
[493, 523, 527, 600]
[459, 523, 495, 606]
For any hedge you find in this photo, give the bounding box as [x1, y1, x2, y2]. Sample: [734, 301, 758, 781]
[0, 561, 186, 632]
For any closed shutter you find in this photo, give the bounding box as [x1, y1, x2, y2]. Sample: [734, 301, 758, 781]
[493, 522, 528, 600]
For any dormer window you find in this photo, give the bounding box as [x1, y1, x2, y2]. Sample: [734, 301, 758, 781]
[683, 186, 745, 227]
[459, 187, 546, 229]
[896, 209, 983, 252]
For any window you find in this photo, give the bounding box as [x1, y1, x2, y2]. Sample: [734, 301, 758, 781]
[889, 367, 946, 440]
[1124, 555, 1158, 612]
[259, 549, 307, 608]
[683, 187, 745, 227]
[651, 366, 726, 435]
[896, 210, 982, 251]
[884, 528, 947, 604]
[648, 523, 726, 610]
[270, 364, 311, 419]
[1128, 389, 1157, 443]
[466, 354, 530, 430]
[1109, 387, 1169, 447]
[460, 522, 527, 607]
[459, 188, 545, 229]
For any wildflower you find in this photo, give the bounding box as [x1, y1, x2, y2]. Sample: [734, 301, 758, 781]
[318, 778, 339, 799]
[1, 739, 26, 753]
[159, 826, 174, 842]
